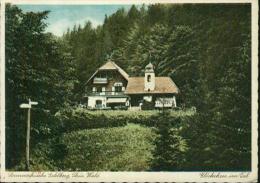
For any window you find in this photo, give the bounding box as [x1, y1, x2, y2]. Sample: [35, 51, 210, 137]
[97, 87, 102, 92]
[114, 83, 123, 92]
[147, 75, 151, 82]
[115, 86, 122, 92]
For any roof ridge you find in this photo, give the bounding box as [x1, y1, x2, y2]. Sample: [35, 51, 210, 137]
[111, 61, 129, 79]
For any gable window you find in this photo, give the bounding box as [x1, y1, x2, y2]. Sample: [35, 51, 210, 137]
[147, 75, 151, 82]
[115, 86, 122, 92]
[114, 82, 123, 92]
[97, 87, 102, 92]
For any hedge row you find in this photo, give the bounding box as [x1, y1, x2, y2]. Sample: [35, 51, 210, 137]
[55, 108, 127, 132]
[54, 107, 195, 132]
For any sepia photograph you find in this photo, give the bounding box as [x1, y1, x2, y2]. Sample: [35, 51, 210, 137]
[0, 0, 258, 182]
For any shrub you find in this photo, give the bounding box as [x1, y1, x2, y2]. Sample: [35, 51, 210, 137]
[54, 108, 128, 132]
[54, 107, 196, 131]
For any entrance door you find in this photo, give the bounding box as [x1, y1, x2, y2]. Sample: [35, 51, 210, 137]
[95, 100, 102, 108]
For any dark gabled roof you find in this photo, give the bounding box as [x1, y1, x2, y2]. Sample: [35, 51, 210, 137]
[86, 60, 129, 84]
[125, 77, 179, 94]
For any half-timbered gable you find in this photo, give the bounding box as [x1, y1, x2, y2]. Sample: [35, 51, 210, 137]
[85, 61, 129, 109]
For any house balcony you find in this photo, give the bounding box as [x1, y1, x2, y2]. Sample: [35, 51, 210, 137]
[93, 77, 108, 84]
[86, 91, 127, 97]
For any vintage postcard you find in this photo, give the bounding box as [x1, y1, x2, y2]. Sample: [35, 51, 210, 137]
[0, 0, 258, 182]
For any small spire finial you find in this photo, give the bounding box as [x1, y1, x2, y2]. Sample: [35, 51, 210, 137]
[105, 54, 109, 60]
[106, 50, 115, 61]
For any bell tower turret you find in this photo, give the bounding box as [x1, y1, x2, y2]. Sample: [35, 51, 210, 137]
[144, 62, 155, 91]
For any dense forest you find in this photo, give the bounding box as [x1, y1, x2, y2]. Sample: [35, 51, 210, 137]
[5, 3, 251, 171]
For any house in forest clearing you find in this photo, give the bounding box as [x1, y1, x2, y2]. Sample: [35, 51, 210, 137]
[85, 60, 179, 109]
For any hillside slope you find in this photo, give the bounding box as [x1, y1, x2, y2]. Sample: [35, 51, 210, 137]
[20, 123, 157, 171]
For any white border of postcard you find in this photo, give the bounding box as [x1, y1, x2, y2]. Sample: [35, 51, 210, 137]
[0, 0, 258, 182]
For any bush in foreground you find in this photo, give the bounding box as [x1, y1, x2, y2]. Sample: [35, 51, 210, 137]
[152, 111, 188, 171]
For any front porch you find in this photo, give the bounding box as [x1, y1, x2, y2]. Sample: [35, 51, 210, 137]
[86, 92, 129, 109]
[128, 94, 177, 110]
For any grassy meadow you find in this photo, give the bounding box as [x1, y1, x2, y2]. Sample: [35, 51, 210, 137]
[13, 108, 193, 171]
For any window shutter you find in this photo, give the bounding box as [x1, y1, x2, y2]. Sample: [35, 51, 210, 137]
[122, 87, 125, 91]
[92, 87, 96, 92]
[112, 87, 115, 91]
[102, 87, 106, 92]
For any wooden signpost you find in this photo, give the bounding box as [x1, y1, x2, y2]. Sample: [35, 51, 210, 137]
[20, 99, 38, 171]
